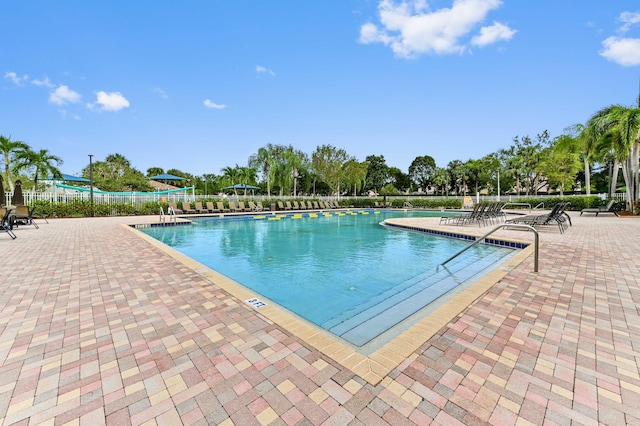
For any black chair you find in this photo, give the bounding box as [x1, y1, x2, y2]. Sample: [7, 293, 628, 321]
[0, 207, 17, 239]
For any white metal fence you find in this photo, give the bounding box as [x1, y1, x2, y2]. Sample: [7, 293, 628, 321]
[3, 190, 626, 209]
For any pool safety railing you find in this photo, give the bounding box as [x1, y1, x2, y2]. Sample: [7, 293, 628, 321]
[160, 206, 177, 223]
[441, 223, 539, 272]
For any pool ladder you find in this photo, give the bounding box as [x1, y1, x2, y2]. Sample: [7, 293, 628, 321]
[441, 224, 539, 272]
[160, 206, 177, 223]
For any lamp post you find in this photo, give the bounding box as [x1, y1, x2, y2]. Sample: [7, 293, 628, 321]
[88, 154, 94, 217]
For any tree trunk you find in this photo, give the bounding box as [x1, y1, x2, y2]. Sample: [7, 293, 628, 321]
[584, 157, 591, 195]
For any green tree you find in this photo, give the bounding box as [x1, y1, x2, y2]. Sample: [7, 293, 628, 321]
[431, 167, 450, 195]
[539, 136, 582, 195]
[249, 144, 277, 196]
[13, 148, 63, 190]
[342, 160, 368, 196]
[364, 155, 389, 194]
[146, 167, 165, 177]
[408, 155, 436, 193]
[388, 167, 411, 193]
[0, 135, 30, 192]
[83, 153, 152, 192]
[312, 145, 351, 195]
[586, 103, 640, 213]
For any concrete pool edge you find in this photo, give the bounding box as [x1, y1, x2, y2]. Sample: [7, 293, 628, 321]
[124, 221, 535, 385]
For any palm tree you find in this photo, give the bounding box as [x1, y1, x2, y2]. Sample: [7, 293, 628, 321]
[586, 103, 640, 213]
[13, 148, 63, 190]
[0, 135, 30, 192]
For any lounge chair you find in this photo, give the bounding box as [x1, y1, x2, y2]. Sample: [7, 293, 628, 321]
[206, 201, 221, 213]
[167, 202, 183, 214]
[238, 201, 250, 212]
[256, 201, 265, 211]
[182, 202, 196, 214]
[0, 207, 16, 239]
[13, 205, 39, 229]
[285, 201, 293, 210]
[293, 201, 300, 210]
[277, 201, 286, 211]
[216, 201, 230, 213]
[506, 202, 571, 233]
[194, 202, 209, 214]
[312, 201, 320, 210]
[580, 199, 618, 217]
[299, 201, 308, 210]
[228, 201, 240, 212]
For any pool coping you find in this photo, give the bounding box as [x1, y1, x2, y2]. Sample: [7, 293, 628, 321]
[125, 217, 535, 385]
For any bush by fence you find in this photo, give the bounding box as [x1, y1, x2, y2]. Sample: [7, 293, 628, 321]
[18, 194, 627, 218]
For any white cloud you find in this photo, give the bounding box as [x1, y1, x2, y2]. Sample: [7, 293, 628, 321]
[600, 36, 640, 66]
[599, 12, 640, 67]
[32, 77, 55, 88]
[49, 85, 82, 105]
[203, 99, 226, 109]
[359, 0, 512, 58]
[94, 91, 130, 111]
[256, 65, 276, 76]
[618, 11, 640, 34]
[471, 21, 517, 46]
[4, 71, 29, 85]
[153, 87, 168, 99]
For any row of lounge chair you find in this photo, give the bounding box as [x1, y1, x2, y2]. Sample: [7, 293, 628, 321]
[505, 202, 572, 233]
[166, 200, 342, 215]
[439, 201, 507, 227]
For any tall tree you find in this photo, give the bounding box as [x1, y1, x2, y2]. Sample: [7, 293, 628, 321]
[0, 135, 30, 192]
[342, 160, 368, 196]
[82, 153, 151, 192]
[586, 103, 640, 213]
[13, 148, 63, 190]
[312, 145, 351, 195]
[364, 155, 389, 194]
[408, 155, 436, 193]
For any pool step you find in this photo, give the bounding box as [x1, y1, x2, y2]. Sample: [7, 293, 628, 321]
[322, 248, 516, 347]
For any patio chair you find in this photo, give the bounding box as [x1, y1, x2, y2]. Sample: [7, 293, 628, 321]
[228, 201, 240, 212]
[13, 205, 39, 229]
[237, 201, 251, 212]
[248, 201, 262, 212]
[292, 201, 300, 210]
[194, 202, 209, 214]
[506, 202, 571, 233]
[216, 201, 230, 213]
[580, 199, 618, 217]
[277, 201, 286, 210]
[167, 202, 183, 214]
[0, 207, 16, 239]
[181, 202, 196, 214]
[256, 201, 265, 211]
[206, 201, 221, 213]
[285, 201, 293, 210]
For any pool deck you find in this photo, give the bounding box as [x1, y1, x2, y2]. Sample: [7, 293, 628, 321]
[1, 211, 639, 425]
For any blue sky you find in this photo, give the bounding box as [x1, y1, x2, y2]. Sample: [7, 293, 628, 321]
[2, 1, 640, 178]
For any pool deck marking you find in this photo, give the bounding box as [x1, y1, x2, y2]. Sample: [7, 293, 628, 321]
[127, 218, 533, 385]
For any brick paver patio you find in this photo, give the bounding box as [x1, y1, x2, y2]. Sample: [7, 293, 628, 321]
[0, 211, 638, 425]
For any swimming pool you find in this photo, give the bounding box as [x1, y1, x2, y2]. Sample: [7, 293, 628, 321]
[140, 210, 518, 348]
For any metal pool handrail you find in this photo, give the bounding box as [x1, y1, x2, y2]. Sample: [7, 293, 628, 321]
[441, 224, 539, 272]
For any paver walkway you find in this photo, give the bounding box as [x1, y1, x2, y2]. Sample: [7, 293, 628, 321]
[0, 212, 638, 425]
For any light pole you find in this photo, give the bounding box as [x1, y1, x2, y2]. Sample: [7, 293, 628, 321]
[88, 154, 94, 217]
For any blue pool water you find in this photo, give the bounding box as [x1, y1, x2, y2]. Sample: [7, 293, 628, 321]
[140, 210, 518, 347]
